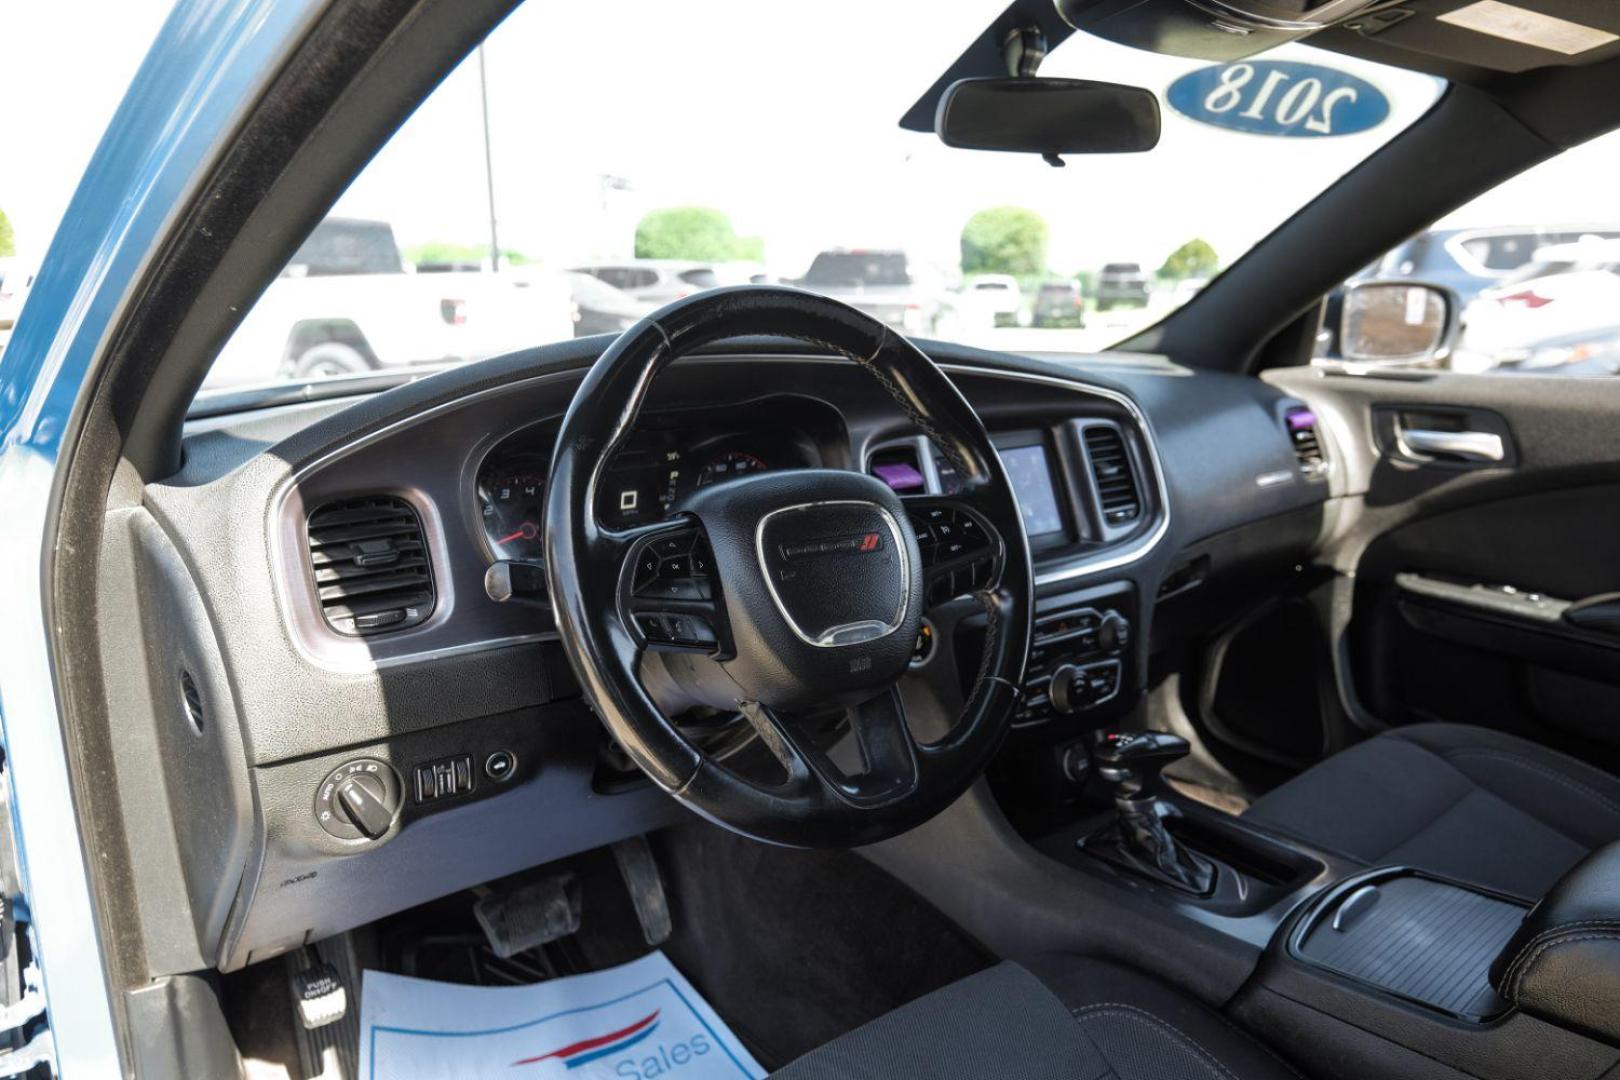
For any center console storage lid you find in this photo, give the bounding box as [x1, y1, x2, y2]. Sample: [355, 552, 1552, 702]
[1492, 839, 1620, 1047]
[1291, 868, 1527, 1020]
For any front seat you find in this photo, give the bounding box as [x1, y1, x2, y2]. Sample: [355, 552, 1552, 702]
[772, 959, 1301, 1080]
[1243, 723, 1620, 899]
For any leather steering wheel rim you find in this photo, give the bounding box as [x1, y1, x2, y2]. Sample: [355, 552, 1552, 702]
[545, 285, 1033, 847]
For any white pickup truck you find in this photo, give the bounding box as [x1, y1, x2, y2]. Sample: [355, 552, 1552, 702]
[204, 217, 574, 388]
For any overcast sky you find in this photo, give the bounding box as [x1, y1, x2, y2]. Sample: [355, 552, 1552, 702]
[5, 0, 1620, 277]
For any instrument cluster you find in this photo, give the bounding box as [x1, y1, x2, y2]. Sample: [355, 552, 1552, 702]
[476, 422, 818, 561]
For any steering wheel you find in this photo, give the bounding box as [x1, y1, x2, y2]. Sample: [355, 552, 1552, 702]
[545, 287, 1033, 847]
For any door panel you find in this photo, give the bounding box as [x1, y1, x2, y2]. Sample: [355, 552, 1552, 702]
[1265, 368, 1620, 769]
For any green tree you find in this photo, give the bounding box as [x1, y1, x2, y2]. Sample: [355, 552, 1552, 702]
[1158, 238, 1218, 280]
[0, 207, 14, 258]
[634, 207, 758, 262]
[402, 241, 529, 268]
[960, 207, 1048, 277]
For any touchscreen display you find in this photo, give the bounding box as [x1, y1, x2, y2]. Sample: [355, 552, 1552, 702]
[999, 444, 1065, 538]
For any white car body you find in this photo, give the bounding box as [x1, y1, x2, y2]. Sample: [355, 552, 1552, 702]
[570, 260, 729, 306]
[1172, 277, 1210, 305]
[206, 265, 573, 388]
[1457, 239, 1620, 371]
[967, 275, 1022, 315]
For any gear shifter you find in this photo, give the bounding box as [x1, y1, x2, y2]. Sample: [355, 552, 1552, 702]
[1090, 731, 1215, 895]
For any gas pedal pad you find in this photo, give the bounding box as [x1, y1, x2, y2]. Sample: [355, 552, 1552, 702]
[612, 836, 672, 946]
[474, 873, 583, 959]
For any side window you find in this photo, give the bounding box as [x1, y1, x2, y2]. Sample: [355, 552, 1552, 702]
[1323, 127, 1620, 378]
[627, 269, 659, 289]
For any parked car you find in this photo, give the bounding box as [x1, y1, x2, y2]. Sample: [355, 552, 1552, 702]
[1374, 224, 1620, 309]
[1032, 278, 1086, 328]
[206, 217, 573, 386]
[964, 274, 1023, 327]
[798, 248, 953, 333]
[566, 270, 650, 336]
[570, 260, 721, 306]
[1455, 239, 1620, 370]
[1489, 325, 1620, 376]
[1094, 262, 1150, 309]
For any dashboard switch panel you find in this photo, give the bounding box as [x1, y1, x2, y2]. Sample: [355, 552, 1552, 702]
[414, 754, 475, 804]
[1018, 605, 1132, 726]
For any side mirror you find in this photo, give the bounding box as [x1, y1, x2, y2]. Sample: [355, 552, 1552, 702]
[935, 77, 1160, 158]
[1338, 281, 1459, 367]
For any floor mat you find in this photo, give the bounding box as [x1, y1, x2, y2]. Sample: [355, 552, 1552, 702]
[357, 951, 764, 1080]
[637, 824, 992, 1068]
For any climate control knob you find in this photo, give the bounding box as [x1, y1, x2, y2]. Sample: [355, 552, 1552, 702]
[1097, 612, 1131, 653]
[1049, 664, 1086, 714]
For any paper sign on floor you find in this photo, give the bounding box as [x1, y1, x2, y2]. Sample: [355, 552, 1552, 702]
[357, 951, 767, 1080]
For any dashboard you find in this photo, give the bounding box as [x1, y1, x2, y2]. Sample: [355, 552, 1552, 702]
[143, 339, 1330, 974]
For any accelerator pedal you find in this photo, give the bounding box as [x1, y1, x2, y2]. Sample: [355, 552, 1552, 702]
[612, 837, 672, 946]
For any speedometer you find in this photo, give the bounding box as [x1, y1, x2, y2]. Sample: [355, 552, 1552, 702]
[478, 467, 546, 561]
[697, 450, 769, 487]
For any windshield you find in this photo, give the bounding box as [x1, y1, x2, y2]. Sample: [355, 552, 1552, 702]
[197, 2, 1444, 393]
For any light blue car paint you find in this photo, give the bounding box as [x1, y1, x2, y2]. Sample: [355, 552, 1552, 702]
[0, 0, 325, 1072]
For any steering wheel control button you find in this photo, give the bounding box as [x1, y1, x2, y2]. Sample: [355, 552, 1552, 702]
[634, 613, 671, 642]
[484, 750, 517, 782]
[908, 504, 997, 606]
[314, 758, 402, 841]
[664, 613, 716, 646]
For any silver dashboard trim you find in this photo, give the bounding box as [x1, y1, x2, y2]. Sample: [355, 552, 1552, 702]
[267, 369, 578, 674]
[267, 354, 1171, 672]
[753, 500, 911, 647]
[934, 363, 1172, 588]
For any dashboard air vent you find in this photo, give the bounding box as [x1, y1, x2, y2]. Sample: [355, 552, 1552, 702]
[306, 495, 435, 636]
[1082, 425, 1141, 527]
[1285, 408, 1328, 479]
[868, 442, 928, 493]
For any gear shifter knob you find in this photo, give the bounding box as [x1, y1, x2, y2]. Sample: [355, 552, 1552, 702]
[1093, 730, 1189, 799]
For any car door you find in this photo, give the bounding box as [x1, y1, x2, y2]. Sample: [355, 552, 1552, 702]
[1263, 320, 1620, 778]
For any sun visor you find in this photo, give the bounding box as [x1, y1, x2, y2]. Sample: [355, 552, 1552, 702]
[1334, 0, 1620, 73]
[1054, 0, 1391, 61]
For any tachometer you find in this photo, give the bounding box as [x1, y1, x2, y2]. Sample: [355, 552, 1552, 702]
[478, 468, 546, 561]
[697, 449, 769, 487]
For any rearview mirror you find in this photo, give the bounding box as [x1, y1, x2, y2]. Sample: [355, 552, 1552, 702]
[935, 77, 1161, 158]
[1338, 281, 1459, 367]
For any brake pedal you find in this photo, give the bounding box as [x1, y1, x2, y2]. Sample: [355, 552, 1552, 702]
[474, 873, 582, 959]
[612, 836, 672, 946]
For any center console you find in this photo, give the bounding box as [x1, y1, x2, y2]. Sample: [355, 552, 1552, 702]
[1010, 721, 1620, 1078]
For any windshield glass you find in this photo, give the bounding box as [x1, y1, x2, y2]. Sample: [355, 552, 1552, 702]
[197, 2, 1444, 394]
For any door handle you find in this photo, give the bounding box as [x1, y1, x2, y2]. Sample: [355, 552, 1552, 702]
[1565, 593, 1620, 636]
[1397, 428, 1506, 463]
